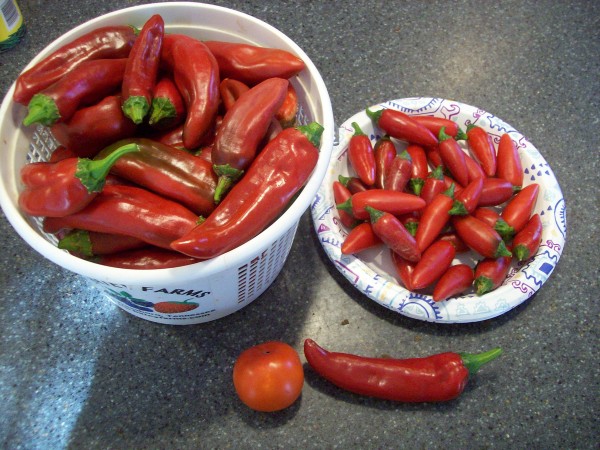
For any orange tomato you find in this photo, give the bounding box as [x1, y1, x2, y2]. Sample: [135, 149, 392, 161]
[233, 341, 304, 412]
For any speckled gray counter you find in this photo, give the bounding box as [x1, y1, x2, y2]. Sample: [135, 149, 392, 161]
[1, 1, 598, 449]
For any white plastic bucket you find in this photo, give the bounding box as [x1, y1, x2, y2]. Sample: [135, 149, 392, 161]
[0, 3, 334, 325]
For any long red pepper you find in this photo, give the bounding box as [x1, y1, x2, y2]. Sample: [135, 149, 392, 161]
[512, 213, 542, 261]
[449, 176, 484, 215]
[410, 240, 456, 290]
[18, 143, 139, 217]
[501, 183, 539, 233]
[415, 184, 455, 252]
[22, 58, 129, 127]
[304, 339, 502, 403]
[348, 122, 376, 186]
[13, 25, 137, 105]
[364, 205, 421, 262]
[496, 133, 523, 187]
[390, 250, 416, 290]
[438, 127, 469, 187]
[432, 264, 475, 302]
[340, 222, 382, 255]
[452, 214, 512, 259]
[406, 144, 428, 195]
[171, 122, 322, 259]
[384, 150, 412, 192]
[275, 83, 299, 128]
[366, 107, 438, 148]
[413, 116, 467, 140]
[336, 189, 426, 221]
[474, 254, 513, 295]
[478, 177, 520, 207]
[374, 135, 396, 189]
[219, 77, 250, 111]
[420, 165, 446, 206]
[333, 181, 359, 229]
[466, 124, 497, 176]
[121, 14, 164, 124]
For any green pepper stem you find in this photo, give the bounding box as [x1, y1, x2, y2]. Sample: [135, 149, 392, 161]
[351, 122, 365, 136]
[466, 123, 478, 133]
[76, 143, 139, 193]
[148, 97, 176, 125]
[122, 96, 150, 125]
[365, 107, 383, 124]
[23, 94, 60, 126]
[448, 199, 468, 216]
[495, 219, 515, 241]
[455, 127, 468, 141]
[364, 205, 384, 224]
[459, 347, 502, 375]
[438, 126, 452, 142]
[297, 121, 324, 148]
[409, 177, 425, 196]
[335, 198, 353, 214]
[213, 164, 244, 204]
[57, 229, 93, 257]
[428, 165, 444, 180]
[495, 239, 513, 258]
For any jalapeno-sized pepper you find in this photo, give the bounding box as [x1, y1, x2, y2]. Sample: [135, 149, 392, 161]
[171, 122, 323, 259]
[51, 95, 137, 158]
[501, 183, 539, 234]
[42, 184, 199, 250]
[406, 144, 428, 195]
[348, 122, 376, 186]
[57, 229, 146, 258]
[413, 116, 468, 140]
[366, 107, 438, 148]
[420, 165, 446, 206]
[438, 127, 469, 187]
[336, 189, 426, 221]
[464, 151, 486, 182]
[384, 150, 413, 193]
[512, 213, 542, 261]
[364, 205, 421, 262]
[466, 124, 497, 177]
[22, 58, 129, 127]
[478, 177, 520, 207]
[496, 133, 523, 187]
[433, 264, 475, 302]
[473, 207, 515, 241]
[304, 339, 502, 403]
[411, 240, 456, 290]
[373, 135, 396, 189]
[452, 214, 512, 259]
[95, 138, 217, 216]
[333, 181, 359, 229]
[338, 175, 369, 194]
[212, 77, 289, 203]
[96, 247, 198, 269]
[275, 83, 299, 128]
[18, 143, 139, 217]
[13, 25, 136, 105]
[148, 75, 186, 130]
[340, 222, 382, 255]
[390, 250, 416, 290]
[121, 14, 164, 124]
[203, 40, 306, 86]
[161, 34, 220, 150]
[415, 184, 455, 252]
[474, 254, 513, 295]
[449, 176, 484, 216]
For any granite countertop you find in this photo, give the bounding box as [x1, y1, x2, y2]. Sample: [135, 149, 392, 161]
[1, 1, 598, 448]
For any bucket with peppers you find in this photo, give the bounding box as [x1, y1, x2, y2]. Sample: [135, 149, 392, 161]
[0, 3, 334, 324]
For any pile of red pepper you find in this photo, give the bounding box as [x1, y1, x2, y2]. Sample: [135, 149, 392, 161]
[336, 107, 542, 300]
[15, 15, 323, 269]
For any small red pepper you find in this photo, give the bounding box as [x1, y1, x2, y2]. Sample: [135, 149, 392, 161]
[390, 250, 416, 290]
[304, 339, 502, 403]
[406, 144, 428, 195]
[433, 264, 475, 302]
[275, 83, 299, 128]
[338, 175, 369, 194]
[340, 222, 382, 255]
[478, 177, 520, 207]
[426, 147, 444, 169]
[96, 247, 198, 269]
[336, 189, 426, 221]
[373, 135, 397, 189]
[348, 122, 376, 187]
[473, 207, 515, 241]
[171, 122, 322, 259]
[466, 124, 497, 177]
[22, 58, 129, 127]
[474, 254, 513, 295]
[411, 240, 456, 290]
[333, 181, 359, 229]
[148, 75, 186, 130]
[121, 14, 164, 124]
[415, 184, 455, 252]
[364, 205, 421, 262]
[449, 176, 484, 216]
[413, 116, 467, 140]
[384, 150, 413, 192]
[203, 40, 306, 86]
[496, 133, 523, 187]
[464, 151, 486, 182]
[57, 229, 146, 257]
[438, 127, 469, 187]
[420, 165, 446, 206]
[452, 214, 512, 259]
[18, 143, 139, 217]
[219, 78, 250, 111]
[13, 25, 137, 105]
[501, 183, 539, 234]
[512, 213, 543, 261]
[366, 107, 438, 147]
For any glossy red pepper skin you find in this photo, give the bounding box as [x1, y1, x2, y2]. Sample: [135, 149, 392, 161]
[57, 229, 146, 257]
[304, 339, 502, 403]
[478, 177, 519, 207]
[439, 231, 470, 253]
[452, 215, 512, 258]
[348, 122, 376, 186]
[512, 213, 543, 261]
[341, 222, 382, 255]
[51, 95, 137, 158]
[96, 247, 198, 269]
[433, 264, 475, 302]
[171, 123, 322, 259]
[42, 184, 199, 250]
[121, 14, 164, 124]
[18, 143, 139, 217]
[338, 175, 369, 194]
[161, 34, 220, 150]
[333, 181, 359, 229]
[464, 152, 486, 182]
[203, 40, 306, 86]
[496, 133, 523, 187]
[366, 107, 438, 148]
[438, 127, 469, 187]
[473, 207, 515, 240]
[374, 135, 397, 189]
[501, 183, 539, 233]
[275, 83, 299, 128]
[95, 138, 218, 217]
[415, 186, 455, 252]
[219, 78, 250, 111]
[406, 145, 428, 195]
[413, 116, 467, 140]
[365, 206, 421, 262]
[13, 25, 137, 105]
[474, 254, 513, 295]
[420, 166, 446, 206]
[22, 58, 129, 127]
[384, 150, 413, 192]
[411, 240, 456, 290]
[48, 146, 78, 163]
[390, 250, 416, 290]
[426, 147, 444, 169]
[466, 124, 497, 177]
[449, 176, 484, 215]
[337, 189, 426, 221]
[148, 76, 186, 130]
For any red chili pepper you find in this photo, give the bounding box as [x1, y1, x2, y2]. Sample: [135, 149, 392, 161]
[390, 250, 416, 290]
[364, 206, 421, 262]
[13, 25, 137, 105]
[348, 122, 376, 187]
[338, 175, 369, 194]
[426, 147, 444, 169]
[333, 181, 359, 229]
[512, 213, 543, 261]
[121, 14, 164, 124]
[478, 177, 520, 207]
[95, 138, 218, 217]
[50, 95, 137, 158]
[22, 58, 129, 127]
[171, 122, 322, 259]
[474, 254, 513, 295]
[275, 83, 299, 128]
[18, 143, 139, 217]
[449, 176, 484, 215]
[384, 150, 413, 192]
[57, 229, 146, 257]
[42, 184, 199, 250]
[374, 135, 397, 189]
[406, 144, 428, 195]
[466, 124, 497, 177]
[501, 183, 539, 233]
[219, 78, 250, 111]
[340, 222, 382, 255]
[433, 264, 475, 302]
[336, 189, 426, 221]
[366, 107, 438, 147]
[203, 40, 306, 86]
[420, 165, 446, 205]
[161, 34, 220, 150]
[496, 133, 523, 187]
[412, 116, 468, 140]
[438, 231, 470, 253]
[399, 212, 420, 237]
[464, 152, 486, 182]
[148, 75, 186, 130]
[473, 207, 515, 241]
[411, 240, 456, 290]
[438, 127, 469, 187]
[212, 77, 289, 202]
[303, 339, 502, 403]
[452, 215, 512, 258]
[96, 247, 198, 269]
[415, 184, 455, 252]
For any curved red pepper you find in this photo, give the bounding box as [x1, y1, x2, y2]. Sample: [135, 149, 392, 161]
[411, 240, 456, 290]
[452, 214, 512, 259]
[148, 75, 186, 130]
[336, 189, 426, 221]
[304, 339, 502, 403]
[121, 14, 164, 124]
[384, 150, 413, 192]
[415, 184, 455, 252]
[512, 213, 542, 261]
[501, 183, 539, 233]
[433, 264, 475, 302]
[438, 127, 469, 187]
[466, 124, 497, 177]
[496, 133, 523, 187]
[478, 177, 519, 207]
[406, 144, 428, 195]
[51, 95, 137, 158]
[57, 229, 146, 257]
[413, 116, 467, 140]
[366, 107, 438, 148]
[22, 58, 128, 127]
[275, 83, 299, 128]
[364, 205, 421, 262]
[18, 143, 139, 217]
[203, 40, 306, 86]
[340, 222, 382, 255]
[474, 254, 513, 295]
[13, 25, 136, 105]
[171, 122, 322, 259]
[96, 247, 198, 269]
[219, 78, 250, 111]
[374, 135, 396, 189]
[333, 180, 359, 229]
[449, 176, 484, 216]
[347, 122, 376, 186]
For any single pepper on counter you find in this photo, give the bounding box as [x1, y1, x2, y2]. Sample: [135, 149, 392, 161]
[171, 122, 323, 260]
[18, 143, 139, 217]
[304, 339, 502, 403]
[13, 25, 137, 105]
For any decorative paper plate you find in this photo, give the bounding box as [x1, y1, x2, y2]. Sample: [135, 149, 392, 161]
[311, 97, 566, 323]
